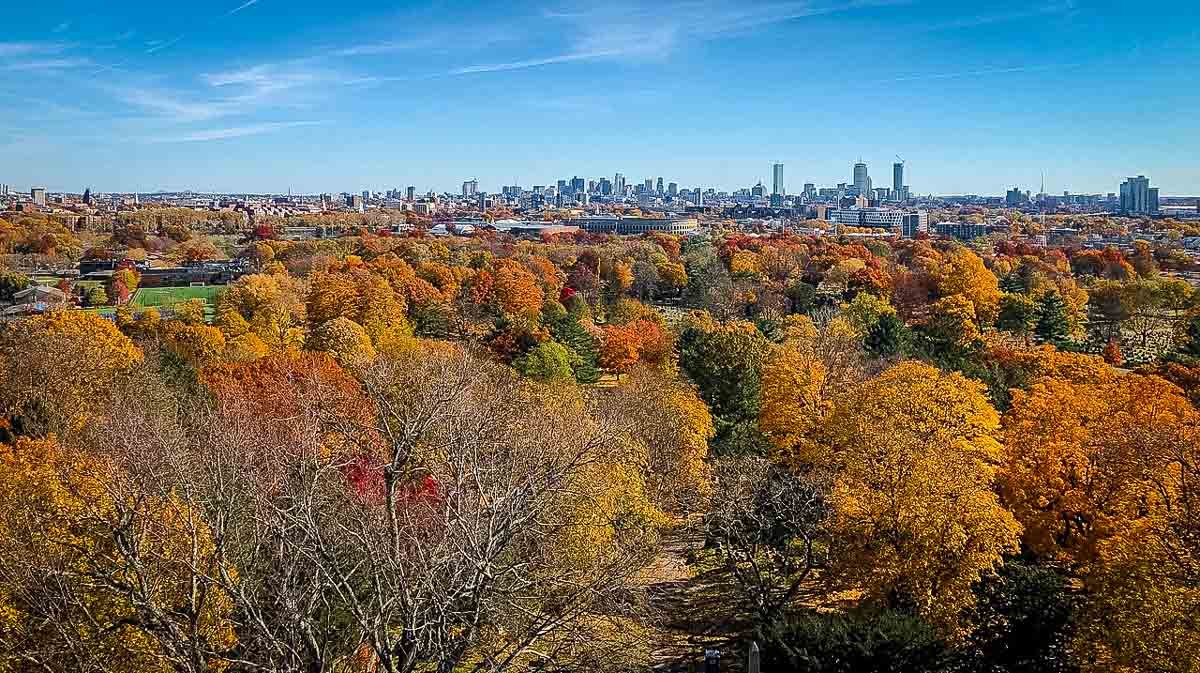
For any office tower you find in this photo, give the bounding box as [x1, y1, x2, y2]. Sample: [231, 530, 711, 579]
[614, 173, 625, 195]
[570, 176, 585, 194]
[803, 183, 816, 199]
[478, 192, 487, 210]
[406, 186, 416, 201]
[694, 187, 702, 206]
[362, 190, 370, 202]
[656, 177, 664, 194]
[667, 182, 678, 197]
[751, 182, 766, 198]
[893, 162, 904, 195]
[772, 163, 784, 195]
[644, 178, 654, 193]
[853, 161, 869, 195]
[82, 188, 92, 205]
[30, 188, 46, 206]
[462, 180, 478, 197]
[1120, 175, 1159, 214]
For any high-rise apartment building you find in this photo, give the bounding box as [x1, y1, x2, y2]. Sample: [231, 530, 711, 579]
[772, 163, 784, 195]
[1119, 175, 1160, 215]
[30, 187, 46, 206]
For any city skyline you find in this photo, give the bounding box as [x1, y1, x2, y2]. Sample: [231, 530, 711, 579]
[1, 0, 1197, 194]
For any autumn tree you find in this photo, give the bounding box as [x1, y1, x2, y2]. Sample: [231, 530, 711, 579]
[0, 436, 236, 671]
[933, 247, 1002, 326]
[0, 311, 143, 437]
[815, 362, 1020, 631]
[599, 322, 642, 376]
[999, 374, 1197, 565]
[592, 367, 714, 512]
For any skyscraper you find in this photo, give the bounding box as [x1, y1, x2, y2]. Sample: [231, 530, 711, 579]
[30, 188, 46, 206]
[614, 173, 625, 195]
[656, 177, 664, 194]
[462, 180, 478, 197]
[853, 161, 869, 195]
[893, 162, 904, 196]
[667, 182, 678, 197]
[1120, 176, 1159, 214]
[772, 163, 784, 196]
[406, 186, 416, 201]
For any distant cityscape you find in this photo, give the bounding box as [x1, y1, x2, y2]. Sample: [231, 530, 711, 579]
[3, 159, 1192, 221]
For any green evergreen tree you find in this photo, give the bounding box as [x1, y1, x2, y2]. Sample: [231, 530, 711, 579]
[865, 312, 908, 359]
[997, 293, 1037, 342]
[548, 312, 600, 384]
[1034, 291, 1071, 346]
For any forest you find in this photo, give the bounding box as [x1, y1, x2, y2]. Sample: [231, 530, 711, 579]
[0, 218, 1197, 672]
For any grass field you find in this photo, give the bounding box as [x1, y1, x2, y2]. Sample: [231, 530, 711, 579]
[130, 285, 226, 308]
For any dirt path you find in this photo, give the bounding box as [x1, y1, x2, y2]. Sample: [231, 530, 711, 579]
[642, 517, 754, 671]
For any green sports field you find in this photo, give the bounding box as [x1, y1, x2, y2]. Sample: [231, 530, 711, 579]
[129, 285, 226, 308]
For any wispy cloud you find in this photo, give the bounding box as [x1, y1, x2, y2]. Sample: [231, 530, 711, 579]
[449, 0, 907, 75]
[0, 41, 89, 72]
[119, 61, 338, 123]
[120, 88, 243, 122]
[920, 1, 1078, 32]
[871, 62, 1081, 83]
[52, 22, 72, 34]
[226, 0, 261, 16]
[146, 35, 185, 54]
[334, 25, 521, 57]
[3, 58, 91, 72]
[150, 120, 324, 143]
[202, 62, 324, 93]
[450, 50, 621, 75]
[0, 41, 70, 58]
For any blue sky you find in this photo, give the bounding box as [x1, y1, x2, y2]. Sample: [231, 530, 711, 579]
[0, 0, 1197, 195]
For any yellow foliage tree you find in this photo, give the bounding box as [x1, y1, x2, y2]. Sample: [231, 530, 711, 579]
[999, 374, 1196, 565]
[934, 247, 1001, 325]
[0, 437, 236, 670]
[0, 311, 143, 436]
[818, 362, 1020, 631]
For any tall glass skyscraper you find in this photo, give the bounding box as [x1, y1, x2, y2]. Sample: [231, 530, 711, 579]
[772, 163, 784, 195]
[853, 161, 869, 195]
